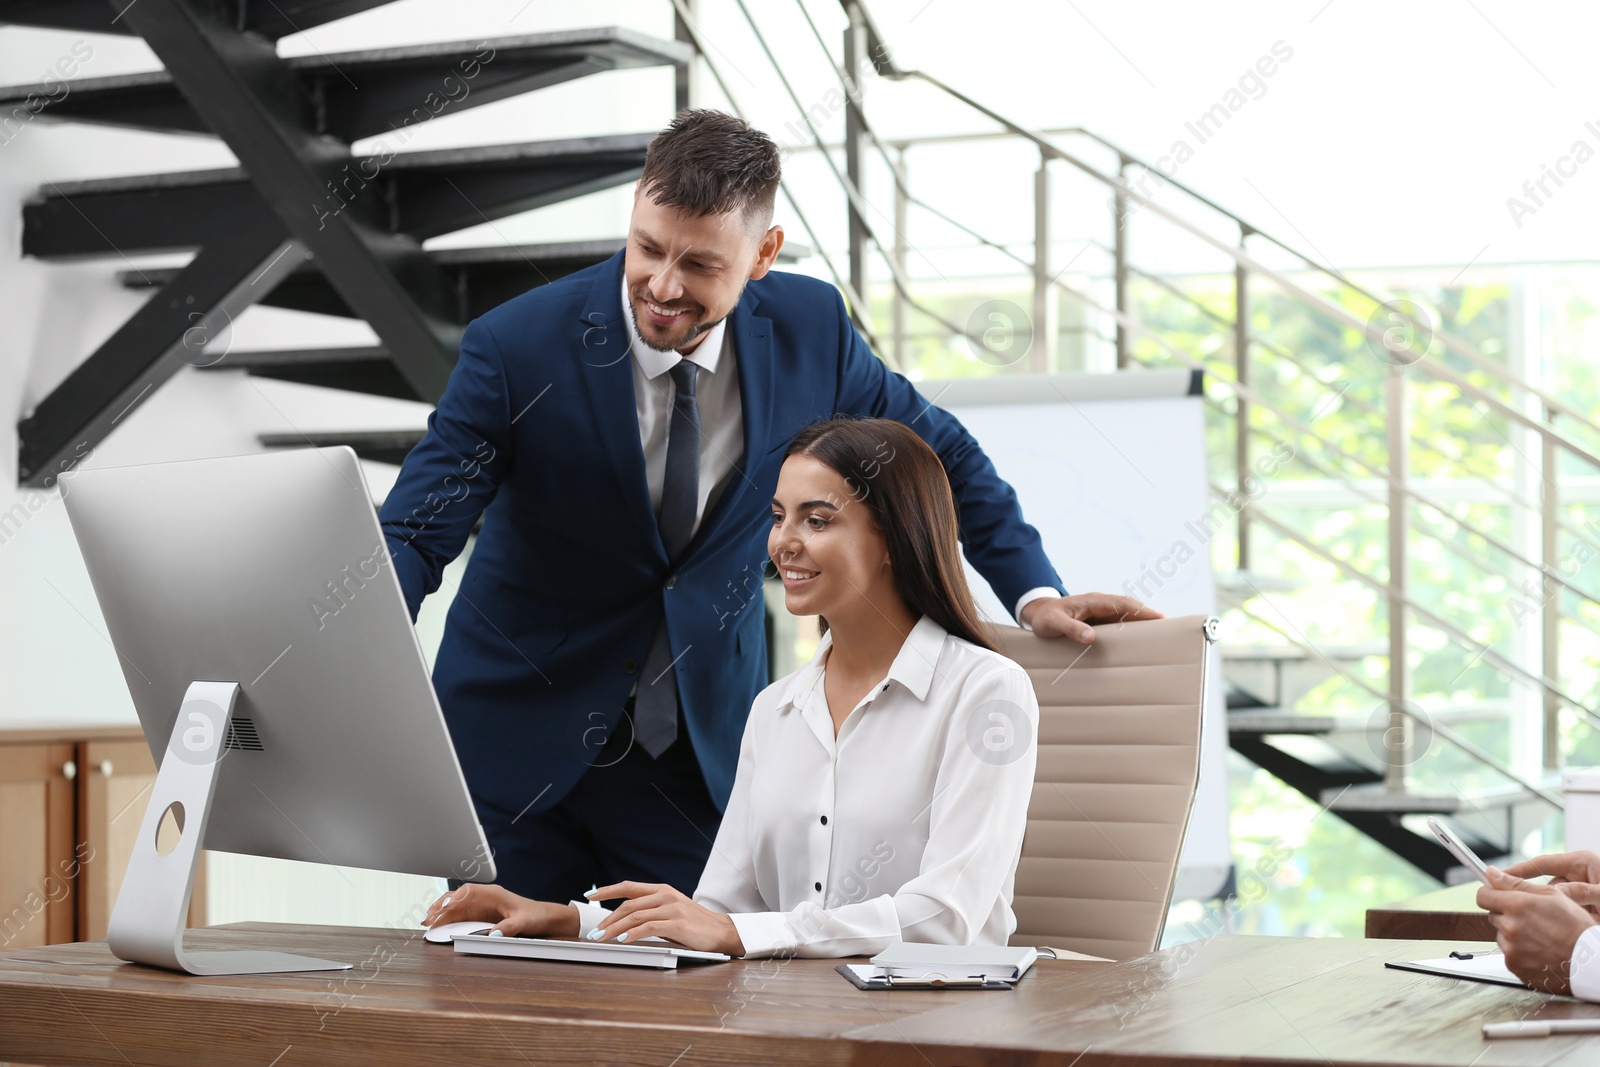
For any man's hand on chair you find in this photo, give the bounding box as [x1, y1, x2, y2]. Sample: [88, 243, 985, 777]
[1020, 593, 1164, 644]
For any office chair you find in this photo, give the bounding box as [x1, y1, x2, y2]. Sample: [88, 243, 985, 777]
[996, 614, 1215, 960]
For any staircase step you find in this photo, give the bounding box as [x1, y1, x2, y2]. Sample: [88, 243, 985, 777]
[1220, 641, 1388, 662]
[1221, 640, 1386, 712]
[24, 133, 653, 258]
[0, 28, 690, 140]
[1214, 570, 1301, 596]
[259, 430, 425, 467]
[127, 239, 629, 323]
[130, 238, 813, 327]
[1225, 710, 1337, 735]
[1321, 787, 1461, 815]
[0, 0, 395, 38]
[207, 347, 417, 401]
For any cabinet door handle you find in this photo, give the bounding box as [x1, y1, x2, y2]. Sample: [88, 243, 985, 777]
[100, 760, 114, 778]
[62, 760, 77, 780]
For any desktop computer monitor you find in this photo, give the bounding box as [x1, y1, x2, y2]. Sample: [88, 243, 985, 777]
[59, 446, 495, 975]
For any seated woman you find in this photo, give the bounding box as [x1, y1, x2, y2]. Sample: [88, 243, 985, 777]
[424, 416, 1039, 958]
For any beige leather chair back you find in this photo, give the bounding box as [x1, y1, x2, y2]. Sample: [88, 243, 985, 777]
[996, 614, 1214, 960]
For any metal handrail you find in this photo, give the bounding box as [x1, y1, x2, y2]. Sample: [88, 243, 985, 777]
[810, 68, 1600, 479]
[1242, 399, 1600, 611]
[1042, 251, 1598, 608]
[1021, 200, 1600, 737]
[818, 186, 1600, 572]
[1235, 413, 1600, 641]
[1127, 262, 1600, 563]
[759, 0, 1592, 784]
[1047, 126, 1600, 442]
[667, 0, 891, 359]
[1232, 498, 1600, 730]
[723, 0, 981, 353]
[885, 66, 1600, 473]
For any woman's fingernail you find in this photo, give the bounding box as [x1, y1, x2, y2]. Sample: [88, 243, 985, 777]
[441, 896, 452, 907]
[488, 929, 504, 938]
[616, 931, 629, 942]
[584, 889, 597, 898]
[586, 929, 603, 941]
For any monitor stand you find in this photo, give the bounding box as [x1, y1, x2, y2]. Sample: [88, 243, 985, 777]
[107, 680, 352, 975]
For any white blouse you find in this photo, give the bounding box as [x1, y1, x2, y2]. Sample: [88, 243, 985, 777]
[691, 614, 1039, 958]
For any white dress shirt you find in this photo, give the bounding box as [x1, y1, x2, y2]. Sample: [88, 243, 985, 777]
[668, 615, 1038, 957]
[622, 278, 744, 539]
[1570, 925, 1600, 1000]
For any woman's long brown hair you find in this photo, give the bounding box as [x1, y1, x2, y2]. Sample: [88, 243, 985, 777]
[785, 416, 998, 653]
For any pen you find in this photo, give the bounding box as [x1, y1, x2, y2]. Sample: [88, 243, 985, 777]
[1484, 1019, 1600, 1039]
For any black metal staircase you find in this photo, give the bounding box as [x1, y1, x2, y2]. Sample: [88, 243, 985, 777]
[0, 28, 691, 139]
[2, 1, 690, 485]
[1222, 642, 1522, 882]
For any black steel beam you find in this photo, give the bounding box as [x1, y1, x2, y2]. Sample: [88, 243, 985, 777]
[24, 133, 651, 258]
[116, 0, 459, 403]
[17, 215, 305, 486]
[0, 0, 400, 38]
[0, 29, 690, 140]
[210, 347, 418, 400]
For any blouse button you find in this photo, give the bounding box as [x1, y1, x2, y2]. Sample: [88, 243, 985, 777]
[814, 881, 822, 892]
[820, 815, 828, 825]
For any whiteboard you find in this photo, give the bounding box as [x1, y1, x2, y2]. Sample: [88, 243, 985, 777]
[936, 369, 1233, 901]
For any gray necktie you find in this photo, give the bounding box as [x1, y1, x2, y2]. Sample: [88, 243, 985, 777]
[635, 361, 700, 758]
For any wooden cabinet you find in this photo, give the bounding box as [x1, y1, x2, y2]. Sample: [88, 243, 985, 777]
[0, 741, 76, 948]
[0, 725, 204, 948]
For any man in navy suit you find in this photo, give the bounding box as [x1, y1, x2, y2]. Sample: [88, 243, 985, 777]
[380, 110, 1157, 901]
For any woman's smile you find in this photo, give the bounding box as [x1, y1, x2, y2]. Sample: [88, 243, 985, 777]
[780, 566, 820, 588]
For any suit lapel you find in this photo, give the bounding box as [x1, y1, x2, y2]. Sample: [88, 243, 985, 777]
[578, 253, 666, 561]
[693, 289, 774, 545]
[731, 290, 774, 490]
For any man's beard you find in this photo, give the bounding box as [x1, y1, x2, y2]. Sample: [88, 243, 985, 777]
[627, 282, 746, 353]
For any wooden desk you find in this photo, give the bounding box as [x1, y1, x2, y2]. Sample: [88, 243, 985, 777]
[2, 924, 1598, 1066]
[1366, 882, 1495, 941]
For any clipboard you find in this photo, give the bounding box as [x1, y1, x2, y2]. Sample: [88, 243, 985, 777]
[835, 964, 1015, 990]
[1385, 950, 1527, 989]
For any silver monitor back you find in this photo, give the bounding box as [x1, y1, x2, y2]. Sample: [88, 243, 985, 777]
[60, 446, 493, 885]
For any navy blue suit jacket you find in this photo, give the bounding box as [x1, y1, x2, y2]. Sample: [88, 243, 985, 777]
[379, 251, 1062, 818]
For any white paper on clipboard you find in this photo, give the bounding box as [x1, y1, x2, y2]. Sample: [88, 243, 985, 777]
[1386, 951, 1526, 988]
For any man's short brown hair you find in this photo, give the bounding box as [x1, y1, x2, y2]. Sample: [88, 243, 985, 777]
[638, 109, 781, 231]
